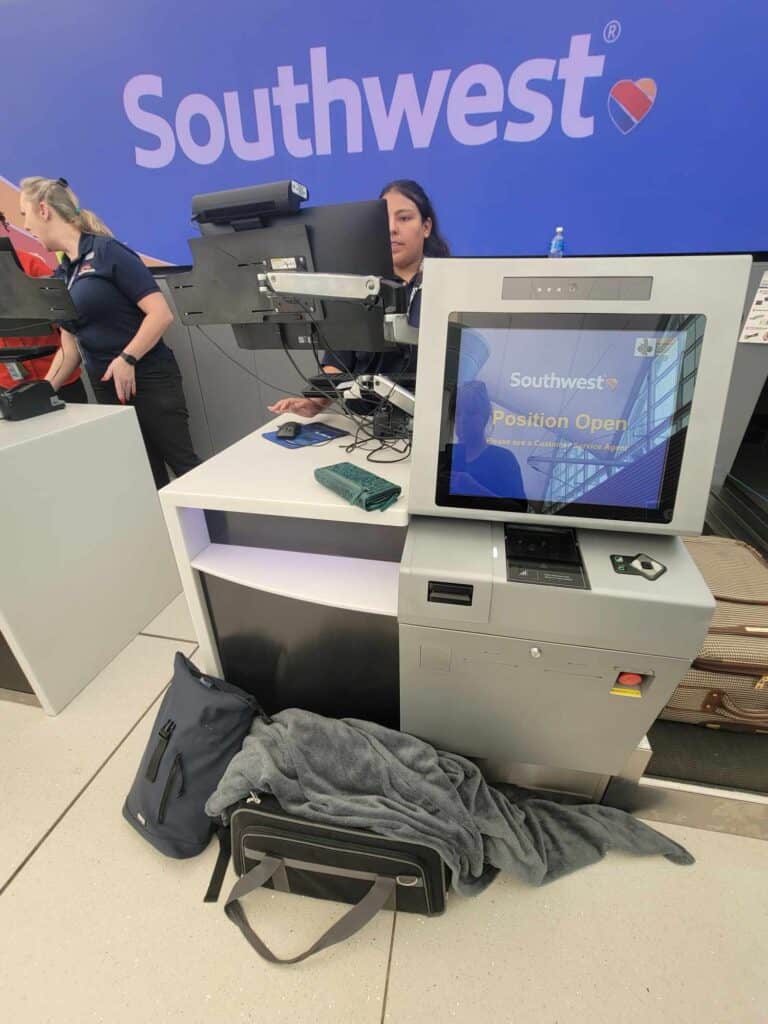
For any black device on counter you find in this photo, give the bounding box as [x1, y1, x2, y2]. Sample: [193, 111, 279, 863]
[371, 403, 412, 441]
[276, 421, 302, 440]
[0, 343, 66, 424]
[301, 371, 353, 399]
[0, 379, 65, 421]
[301, 372, 417, 438]
[191, 180, 309, 228]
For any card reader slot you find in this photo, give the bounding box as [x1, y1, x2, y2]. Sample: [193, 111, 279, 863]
[428, 581, 474, 606]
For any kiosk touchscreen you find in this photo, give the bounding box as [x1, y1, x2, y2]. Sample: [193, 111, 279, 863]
[437, 312, 703, 525]
[409, 255, 752, 536]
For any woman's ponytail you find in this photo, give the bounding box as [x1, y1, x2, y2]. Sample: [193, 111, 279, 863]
[74, 207, 112, 237]
[20, 177, 113, 237]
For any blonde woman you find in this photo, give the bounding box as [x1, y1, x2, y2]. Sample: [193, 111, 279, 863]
[19, 177, 199, 487]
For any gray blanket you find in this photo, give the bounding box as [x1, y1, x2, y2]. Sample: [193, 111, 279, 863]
[206, 709, 693, 895]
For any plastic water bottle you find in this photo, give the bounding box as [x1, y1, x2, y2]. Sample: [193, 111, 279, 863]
[548, 226, 565, 258]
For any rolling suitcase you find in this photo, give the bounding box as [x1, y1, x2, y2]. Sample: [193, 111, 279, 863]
[660, 537, 768, 731]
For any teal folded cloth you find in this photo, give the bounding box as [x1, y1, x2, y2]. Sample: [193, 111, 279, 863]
[314, 461, 401, 512]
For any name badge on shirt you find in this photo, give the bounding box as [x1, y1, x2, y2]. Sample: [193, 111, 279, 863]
[66, 257, 97, 289]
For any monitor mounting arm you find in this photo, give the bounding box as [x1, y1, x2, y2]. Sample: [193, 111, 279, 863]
[259, 270, 419, 346]
[352, 374, 415, 417]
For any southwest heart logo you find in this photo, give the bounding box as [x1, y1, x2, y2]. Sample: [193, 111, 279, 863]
[608, 78, 657, 134]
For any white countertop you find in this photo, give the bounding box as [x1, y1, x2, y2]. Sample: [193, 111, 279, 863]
[0, 403, 131, 452]
[160, 412, 411, 527]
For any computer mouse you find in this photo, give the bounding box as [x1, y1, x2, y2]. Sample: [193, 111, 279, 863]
[277, 420, 302, 440]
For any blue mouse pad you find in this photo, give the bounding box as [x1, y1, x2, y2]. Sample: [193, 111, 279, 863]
[264, 423, 350, 449]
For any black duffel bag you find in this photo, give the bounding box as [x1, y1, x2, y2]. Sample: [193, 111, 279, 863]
[123, 652, 266, 858]
[221, 793, 449, 964]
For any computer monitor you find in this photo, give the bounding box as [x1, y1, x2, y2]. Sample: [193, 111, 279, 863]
[408, 255, 752, 536]
[166, 196, 396, 352]
[0, 237, 76, 337]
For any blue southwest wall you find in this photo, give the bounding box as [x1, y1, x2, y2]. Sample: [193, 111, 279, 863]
[2, 0, 766, 264]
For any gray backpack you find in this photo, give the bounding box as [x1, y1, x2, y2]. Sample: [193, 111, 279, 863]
[122, 652, 266, 858]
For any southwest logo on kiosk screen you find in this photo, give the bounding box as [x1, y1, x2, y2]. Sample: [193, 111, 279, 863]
[509, 372, 619, 391]
[123, 27, 657, 167]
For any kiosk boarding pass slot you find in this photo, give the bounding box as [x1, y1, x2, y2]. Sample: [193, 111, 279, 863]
[427, 582, 474, 606]
[504, 525, 589, 590]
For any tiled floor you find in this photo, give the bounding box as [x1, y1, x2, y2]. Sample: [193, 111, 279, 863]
[0, 632, 197, 887]
[2, 595, 767, 1024]
[138, 592, 200, 643]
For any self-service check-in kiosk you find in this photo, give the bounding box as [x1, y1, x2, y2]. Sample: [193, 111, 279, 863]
[165, 191, 753, 796]
[400, 255, 751, 790]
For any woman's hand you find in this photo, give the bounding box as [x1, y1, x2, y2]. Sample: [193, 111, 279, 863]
[268, 396, 328, 417]
[102, 356, 136, 404]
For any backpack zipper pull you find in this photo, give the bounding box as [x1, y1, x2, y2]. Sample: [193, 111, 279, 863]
[246, 791, 261, 805]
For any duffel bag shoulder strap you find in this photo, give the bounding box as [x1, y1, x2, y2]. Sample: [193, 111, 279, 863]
[204, 827, 232, 903]
[224, 856, 395, 964]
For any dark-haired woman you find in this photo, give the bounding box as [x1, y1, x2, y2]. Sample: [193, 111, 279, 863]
[268, 179, 449, 417]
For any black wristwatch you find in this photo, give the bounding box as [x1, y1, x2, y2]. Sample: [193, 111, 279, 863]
[120, 351, 138, 367]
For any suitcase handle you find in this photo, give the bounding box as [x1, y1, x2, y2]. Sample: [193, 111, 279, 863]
[703, 690, 768, 726]
[224, 855, 396, 964]
[693, 657, 768, 679]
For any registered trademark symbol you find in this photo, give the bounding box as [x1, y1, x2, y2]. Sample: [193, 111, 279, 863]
[603, 19, 621, 43]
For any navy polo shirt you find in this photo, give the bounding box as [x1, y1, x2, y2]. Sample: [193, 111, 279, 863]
[57, 233, 175, 378]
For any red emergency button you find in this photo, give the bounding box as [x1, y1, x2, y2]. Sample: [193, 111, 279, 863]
[617, 672, 643, 687]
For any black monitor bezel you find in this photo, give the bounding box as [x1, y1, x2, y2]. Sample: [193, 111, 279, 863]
[435, 311, 706, 525]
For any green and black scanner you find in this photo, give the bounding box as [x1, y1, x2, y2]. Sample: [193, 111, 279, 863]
[0, 347, 65, 421]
